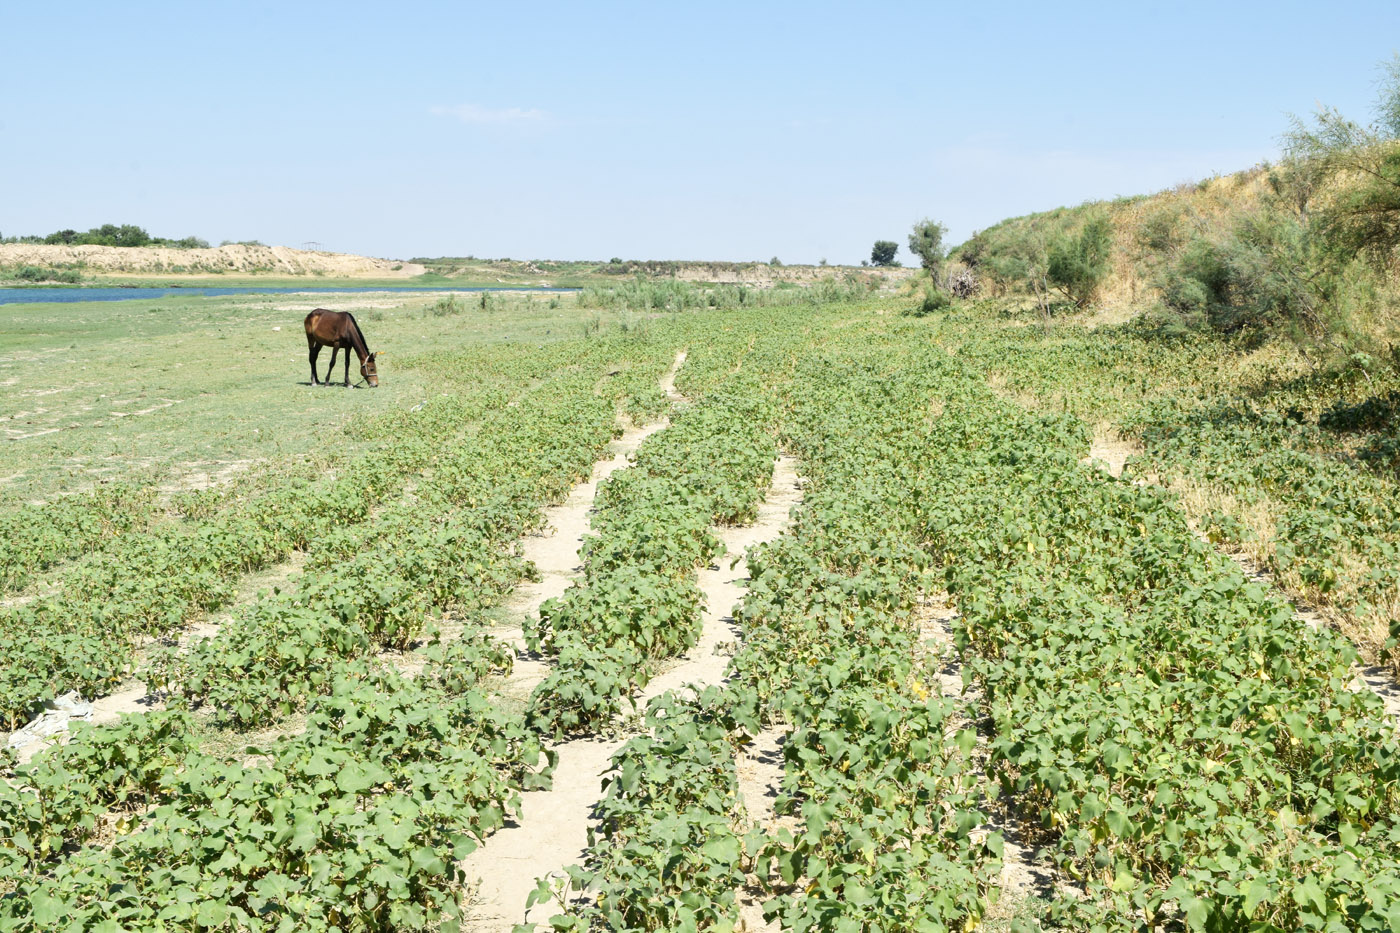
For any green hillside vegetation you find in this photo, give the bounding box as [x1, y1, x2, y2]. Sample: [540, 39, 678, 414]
[952, 55, 1400, 368]
[897, 58, 1400, 693]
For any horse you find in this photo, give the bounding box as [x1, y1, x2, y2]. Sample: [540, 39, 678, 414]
[304, 309, 380, 387]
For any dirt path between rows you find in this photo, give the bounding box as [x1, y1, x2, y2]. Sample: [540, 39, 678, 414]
[460, 454, 802, 933]
[482, 353, 687, 694]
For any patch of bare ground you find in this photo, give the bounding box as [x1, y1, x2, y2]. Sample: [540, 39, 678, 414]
[1082, 424, 1143, 479]
[735, 726, 789, 933]
[459, 452, 801, 933]
[0, 243, 425, 277]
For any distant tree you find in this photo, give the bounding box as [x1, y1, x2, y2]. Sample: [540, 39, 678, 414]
[44, 229, 79, 245]
[871, 240, 899, 266]
[770, 256, 783, 267]
[907, 219, 948, 279]
[819, 257, 828, 267]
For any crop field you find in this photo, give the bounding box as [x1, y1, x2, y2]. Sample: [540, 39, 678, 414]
[4, 288, 1400, 932]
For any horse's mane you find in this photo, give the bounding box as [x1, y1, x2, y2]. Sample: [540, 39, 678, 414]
[345, 312, 371, 357]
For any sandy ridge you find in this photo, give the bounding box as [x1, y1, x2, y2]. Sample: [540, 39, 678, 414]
[0, 243, 424, 277]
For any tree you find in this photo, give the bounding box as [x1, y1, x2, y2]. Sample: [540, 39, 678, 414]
[870, 240, 899, 266]
[1281, 53, 1400, 265]
[907, 219, 948, 279]
[1047, 216, 1113, 308]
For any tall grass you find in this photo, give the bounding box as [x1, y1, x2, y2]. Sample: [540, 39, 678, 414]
[578, 275, 875, 312]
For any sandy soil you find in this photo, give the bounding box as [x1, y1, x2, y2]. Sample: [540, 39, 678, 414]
[0, 243, 424, 277]
[1083, 426, 1144, 479]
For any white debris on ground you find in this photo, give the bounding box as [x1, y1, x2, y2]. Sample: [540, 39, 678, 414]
[7, 692, 93, 748]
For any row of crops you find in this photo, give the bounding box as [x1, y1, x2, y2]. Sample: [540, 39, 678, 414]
[951, 312, 1400, 675]
[0, 309, 840, 931]
[537, 319, 1400, 931]
[0, 332, 691, 928]
[7, 299, 1400, 930]
[0, 337, 677, 730]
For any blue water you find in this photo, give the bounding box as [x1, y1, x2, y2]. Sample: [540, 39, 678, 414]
[0, 285, 578, 306]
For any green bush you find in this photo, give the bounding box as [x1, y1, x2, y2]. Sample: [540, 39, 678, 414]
[1046, 216, 1113, 308]
[1157, 210, 1321, 334]
[10, 266, 80, 284]
[906, 283, 950, 317]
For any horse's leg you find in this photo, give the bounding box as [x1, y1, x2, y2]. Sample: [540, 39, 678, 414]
[324, 348, 337, 384]
[309, 343, 321, 385]
[343, 348, 351, 387]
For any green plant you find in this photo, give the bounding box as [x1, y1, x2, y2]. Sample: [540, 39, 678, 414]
[908, 218, 948, 279]
[871, 240, 899, 267]
[1046, 215, 1113, 308]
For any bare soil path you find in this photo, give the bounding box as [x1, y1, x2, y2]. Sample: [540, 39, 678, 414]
[460, 453, 802, 933]
[483, 353, 687, 694]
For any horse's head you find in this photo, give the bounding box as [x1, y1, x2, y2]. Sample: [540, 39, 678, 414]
[362, 352, 380, 387]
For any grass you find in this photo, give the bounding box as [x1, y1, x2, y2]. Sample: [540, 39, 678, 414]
[0, 290, 614, 502]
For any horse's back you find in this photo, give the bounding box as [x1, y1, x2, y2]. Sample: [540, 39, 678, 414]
[304, 308, 342, 342]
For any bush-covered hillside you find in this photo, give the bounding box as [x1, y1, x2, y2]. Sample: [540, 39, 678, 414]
[951, 56, 1400, 368]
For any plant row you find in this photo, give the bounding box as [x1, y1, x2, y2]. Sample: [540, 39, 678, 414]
[910, 343, 1400, 927]
[154, 375, 620, 730]
[0, 641, 548, 930]
[541, 343, 1003, 933]
[523, 385, 780, 739]
[0, 483, 159, 597]
[0, 337, 678, 730]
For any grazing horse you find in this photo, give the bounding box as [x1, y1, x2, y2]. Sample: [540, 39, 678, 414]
[304, 309, 379, 387]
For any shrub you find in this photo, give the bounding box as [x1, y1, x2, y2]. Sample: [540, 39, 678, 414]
[906, 283, 951, 317]
[428, 295, 463, 317]
[1135, 204, 1185, 257]
[1046, 216, 1113, 308]
[1157, 210, 1322, 334]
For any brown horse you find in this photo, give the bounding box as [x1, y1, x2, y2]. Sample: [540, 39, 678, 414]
[304, 309, 379, 387]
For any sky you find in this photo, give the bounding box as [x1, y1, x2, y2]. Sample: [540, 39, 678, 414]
[3, 1, 1399, 264]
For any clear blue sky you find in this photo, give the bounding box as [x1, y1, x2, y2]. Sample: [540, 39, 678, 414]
[3, 1, 1398, 264]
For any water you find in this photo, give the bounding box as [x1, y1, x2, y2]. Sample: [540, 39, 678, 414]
[0, 285, 577, 306]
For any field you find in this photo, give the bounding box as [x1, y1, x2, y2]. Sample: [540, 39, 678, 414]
[4, 284, 1400, 932]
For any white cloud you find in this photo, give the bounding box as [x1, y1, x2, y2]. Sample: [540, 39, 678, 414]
[430, 104, 548, 125]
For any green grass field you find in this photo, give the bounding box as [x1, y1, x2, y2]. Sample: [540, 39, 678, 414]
[0, 290, 597, 501]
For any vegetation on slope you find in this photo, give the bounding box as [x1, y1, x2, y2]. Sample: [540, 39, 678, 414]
[951, 55, 1400, 372]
